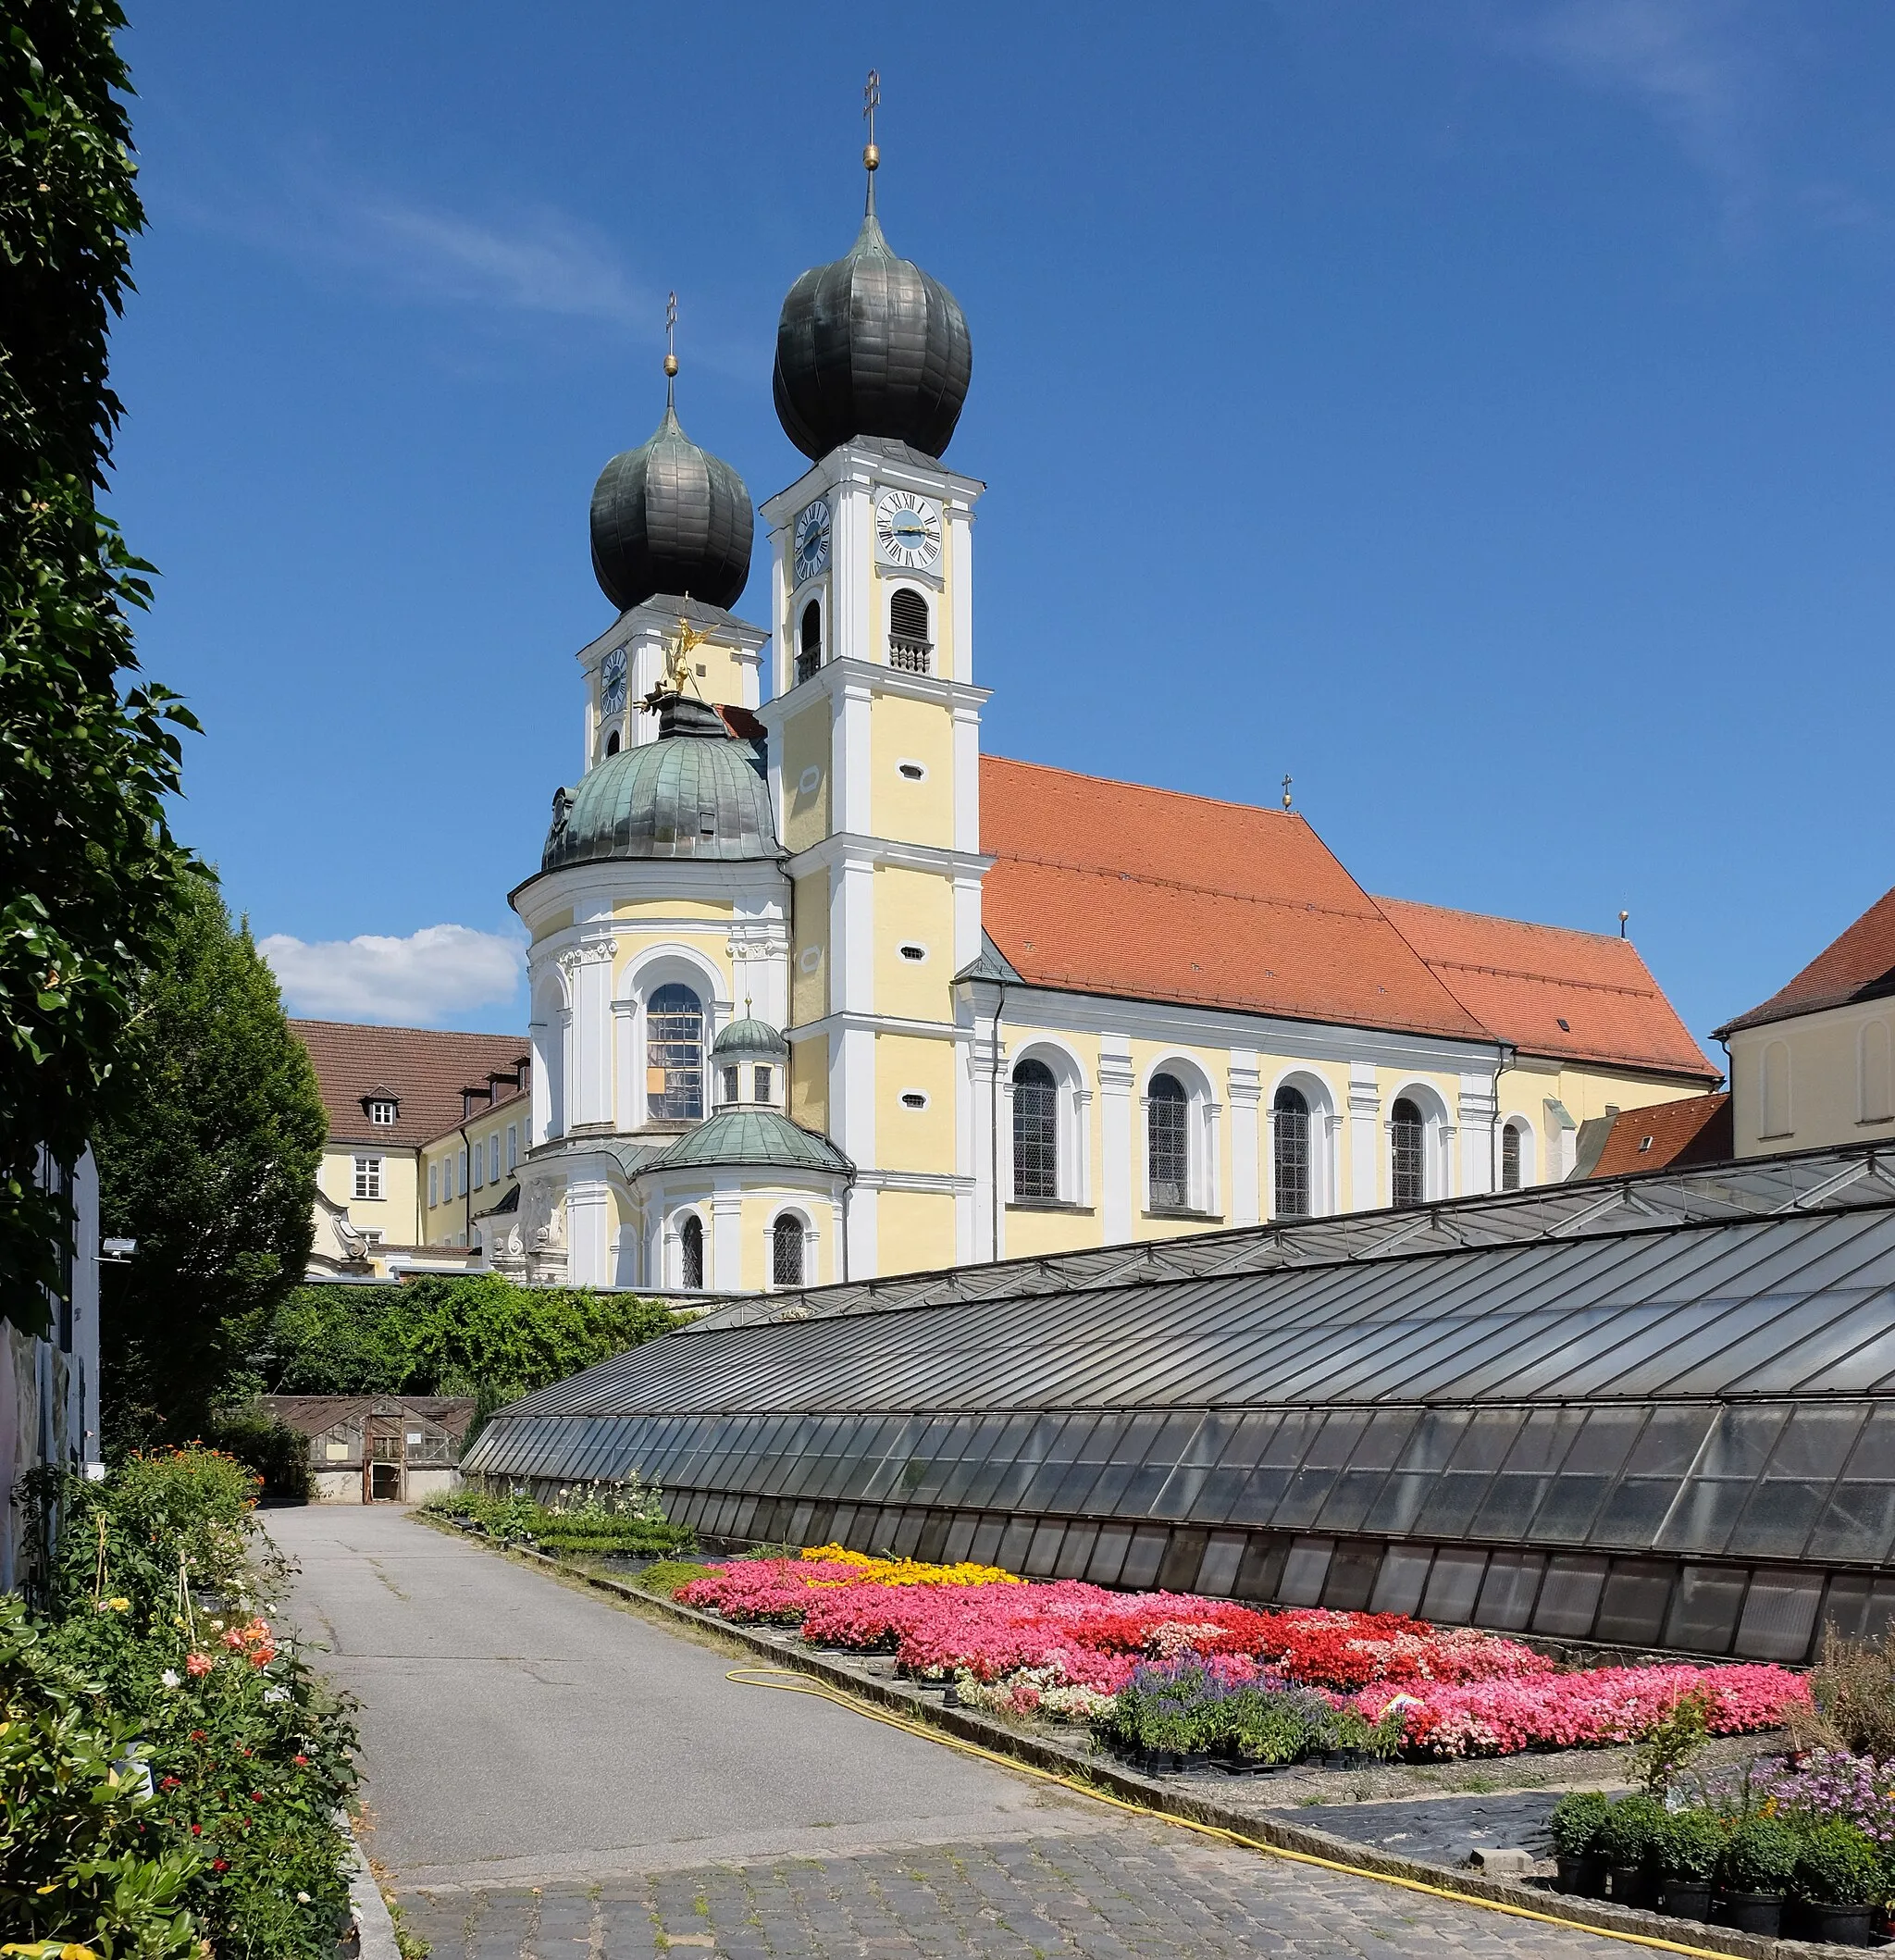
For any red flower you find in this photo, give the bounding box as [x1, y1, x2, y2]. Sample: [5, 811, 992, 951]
[212, 1858, 229, 1873]
[191, 1824, 203, 1836]
[251, 1792, 264, 1803]
[293, 1754, 309, 1767]
[159, 1776, 180, 1792]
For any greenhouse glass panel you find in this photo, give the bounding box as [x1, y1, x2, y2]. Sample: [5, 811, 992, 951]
[1526, 1475, 1612, 1544]
[1664, 1566, 1746, 1654]
[1370, 1544, 1434, 1615]
[1306, 1411, 1373, 1468]
[1198, 1532, 1246, 1597]
[1475, 1551, 1546, 1631]
[1054, 1523, 1099, 1580]
[1273, 1464, 1341, 1531]
[1449, 1410, 1530, 1472]
[1234, 1537, 1289, 1602]
[1224, 1466, 1294, 1527]
[1625, 1408, 1714, 1476]
[1421, 1547, 1488, 1624]
[1346, 1408, 1421, 1470]
[960, 1416, 1038, 1506]
[1563, 1408, 1649, 1476]
[1277, 1537, 1333, 1606]
[1314, 1469, 1392, 1533]
[1767, 1405, 1867, 1480]
[1470, 1473, 1554, 1541]
[1806, 1483, 1895, 1564]
[1696, 1408, 1789, 1480]
[1655, 1479, 1753, 1555]
[1844, 1410, 1895, 1479]
[1363, 1470, 1434, 1536]
[1726, 1481, 1828, 1560]
[1159, 1530, 1211, 1593]
[967, 1516, 1003, 1565]
[1501, 1407, 1588, 1473]
[1121, 1524, 1170, 1590]
[1262, 1412, 1325, 1466]
[1086, 1522, 1134, 1585]
[890, 1509, 925, 1557]
[1393, 1409, 1469, 1472]
[1592, 1478, 1686, 1547]
[1213, 1411, 1285, 1469]
[1818, 1576, 1895, 1644]
[1533, 1555, 1609, 1637]
[1415, 1473, 1493, 1540]
[1024, 1520, 1067, 1576]
[1594, 1560, 1675, 1645]
[1321, 1541, 1382, 1612]
[1735, 1570, 1822, 1662]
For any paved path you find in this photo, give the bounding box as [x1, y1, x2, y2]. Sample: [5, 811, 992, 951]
[270, 1506, 1657, 1958]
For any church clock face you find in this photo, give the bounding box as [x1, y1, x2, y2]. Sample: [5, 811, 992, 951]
[600, 645, 627, 715]
[792, 497, 831, 584]
[874, 489, 941, 570]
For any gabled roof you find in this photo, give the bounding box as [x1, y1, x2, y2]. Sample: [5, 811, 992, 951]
[1573, 1092, 1733, 1181]
[978, 756, 1715, 1079]
[1716, 885, 1895, 1037]
[292, 1021, 531, 1148]
[1378, 898, 1719, 1080]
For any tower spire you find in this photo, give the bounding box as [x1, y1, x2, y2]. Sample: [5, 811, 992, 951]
[663, 290, 679, 408]
[862, 69, 880, 217]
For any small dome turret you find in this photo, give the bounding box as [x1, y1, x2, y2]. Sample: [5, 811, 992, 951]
[590, 333, 753, 614]
[712, 1016, 789, 1061]
[772, 103, 971, 463]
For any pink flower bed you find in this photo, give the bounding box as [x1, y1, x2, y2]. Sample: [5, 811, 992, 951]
[675, 1557, 1809, 1757]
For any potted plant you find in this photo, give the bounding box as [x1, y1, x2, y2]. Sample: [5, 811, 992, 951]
[1598, 1795, 1666, 1908]
[1716, 1815, 1802, 1935]
[1548, 1792, 1611, 1897]
[1791, 1821, 1882, 1947]
[1652, 1808, 1725, 1921]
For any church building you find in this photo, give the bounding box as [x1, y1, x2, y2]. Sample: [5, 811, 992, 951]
[480, 126, 1719, 1294]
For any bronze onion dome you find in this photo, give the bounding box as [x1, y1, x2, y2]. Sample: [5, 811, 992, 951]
[589, 371, 753, 614]
[772, 189, 972, 464]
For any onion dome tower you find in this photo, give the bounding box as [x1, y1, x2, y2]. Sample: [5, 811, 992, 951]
[590, 303, 754, 613]
[772, 81, 972, 463]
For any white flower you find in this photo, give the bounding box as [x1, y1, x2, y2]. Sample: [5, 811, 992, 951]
[160, 1668, 181, 1689]
[263, 1684, 291, 1704]
[297, 1892, 311, 1904]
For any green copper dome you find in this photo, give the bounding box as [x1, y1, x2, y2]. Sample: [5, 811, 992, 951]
[712, 1016, 789, 1060]
[649, 1108, 851, 1177]
[542, 695, 780, 870]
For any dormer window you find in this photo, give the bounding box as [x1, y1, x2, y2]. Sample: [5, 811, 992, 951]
[364, 1097, 398, 1126]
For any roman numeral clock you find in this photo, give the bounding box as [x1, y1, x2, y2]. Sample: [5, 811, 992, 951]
[874, 488, 941, 570]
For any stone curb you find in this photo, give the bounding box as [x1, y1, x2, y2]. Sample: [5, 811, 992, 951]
[421, 1517, 1860, 1960]
[345, 1822, 403, 1960]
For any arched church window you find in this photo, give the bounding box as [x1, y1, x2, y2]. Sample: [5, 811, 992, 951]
[1501, 1119, 1523, 1191]
[604, 729, 620, 756]
[646, 984, 704, 1121]
[772, 1214, 805, 1287]
[1011, 1059, 1059, 1201]
[1272, 1085, 1310, 1219]
[888, 589, 931, 675]
[679, 1213, 704, 1290]
[1391, 1098, 1426, 1209]
[1148, 1073, 1189, 1209]
[797, 600, 822, 686]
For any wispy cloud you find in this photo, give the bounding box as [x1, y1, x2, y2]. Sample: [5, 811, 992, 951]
[260, 924, 525, 1027]
[1511, 0, 1777, 222]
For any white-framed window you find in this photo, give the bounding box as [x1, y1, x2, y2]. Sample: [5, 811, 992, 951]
[489, 1134, 501, 1183]
[754, 1063, 774, 1104]
[443, 1155, 455, 1201]
[1272, 1085, 1311, 1218]
[772, 1213, 805, 1287]
[459, 1146, 469, 1191]
[721, 1065, 740, 1106]
[1012, 1059, 1059, 1200]
[678, 1212, 704, 1290]
[1386, 1084, 1452, 1208]
[887, 587, 932, 674]
[1500, 1118, 1533, 1191]
[471, 1143, 485, 1190]
[1003, 1043, 1092, 1209]
[367, 1099, 397, 1126]
[353, 1156, 382, 1201]
[506, 1123, 518, 1171]
[1141, 1058, 1219, 1214]
[428, 1164, 439, 1209]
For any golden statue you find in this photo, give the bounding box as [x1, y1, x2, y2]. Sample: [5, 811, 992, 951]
[662, 615, 709, 696]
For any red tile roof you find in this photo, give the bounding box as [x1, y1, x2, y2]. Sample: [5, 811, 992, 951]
[1579, 1093, 1733, 1178]
[292, 1021, 531, 1148]
[1715, 885, 1895, 1037]
[1378, 898, 1720, 1081]
[979, 757, 1717, 1081]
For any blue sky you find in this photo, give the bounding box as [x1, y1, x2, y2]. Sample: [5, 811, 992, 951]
[109, 3, 1895, 1057]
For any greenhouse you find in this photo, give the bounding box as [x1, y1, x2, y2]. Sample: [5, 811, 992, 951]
[465, 1142, 1895, 1665]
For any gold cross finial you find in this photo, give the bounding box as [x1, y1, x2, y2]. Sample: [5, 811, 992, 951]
[862, 69, 881, 211]
[1282, 774, 1294, 812]
[663, 290, 678, 394]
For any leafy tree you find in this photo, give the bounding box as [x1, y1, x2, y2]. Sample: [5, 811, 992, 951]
[259, 1274, 678, 1405]
[2, 0, 198, 1330]
[94, 873, 326, 1445]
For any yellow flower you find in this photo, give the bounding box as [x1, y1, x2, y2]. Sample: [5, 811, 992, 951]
[105, 1596, 130, 1612]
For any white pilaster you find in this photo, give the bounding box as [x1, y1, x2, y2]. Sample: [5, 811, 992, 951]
[1348, 1063, 1381, 1212]
[564, 937, 616, 1129]
[1229, 1052, 1261, 1226]
[565, 1177, 613, 1287]
[1459, 1070, 1498, 1196]
[1099, 1038, 1135, 1242]
[712, 1185, 743, 1291]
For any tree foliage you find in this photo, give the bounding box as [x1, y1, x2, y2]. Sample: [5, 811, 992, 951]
[1, 0, 197, 1328]
[259, 1274, 679, 1407]
[94, 872, 327, 1445]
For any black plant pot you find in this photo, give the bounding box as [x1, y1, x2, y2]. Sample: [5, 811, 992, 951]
[1655, 1880, 1712, 1922]
[1555, 1855, 1608, 1898]
[1608, 1866, 1657, 1909]
[1797, 1903, 1875, 1947]
[1715, 1892, 1784, 1936]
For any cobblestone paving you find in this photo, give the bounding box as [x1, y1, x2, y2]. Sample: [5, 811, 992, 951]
[1264, 1791, 1590, 1865]
[404, 1819, 1655, 1959]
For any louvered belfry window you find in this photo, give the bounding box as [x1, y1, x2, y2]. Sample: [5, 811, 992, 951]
[1011, 1060, 1059, 1201]
[1148, 1074, 1189, 1209]
[888, 589, 931, 674]
[1273, 1085, 1310, 1219]
[646, 984, 704, 1121]
[798, 600, 822, 685]
[1392, 1098, 1426, 1209]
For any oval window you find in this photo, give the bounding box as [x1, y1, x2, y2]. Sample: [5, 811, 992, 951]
[898, 943, 926, 962]
[798, 764, 822, 794]
[898, 761, 926, 782]
[900, 1090, 929, 1110]
[798, 946, 823, 974]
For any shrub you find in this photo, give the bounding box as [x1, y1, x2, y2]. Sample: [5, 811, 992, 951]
[1719, 1816, 1802, 1894]
[1802, 1626, 1895, 1760]
[1597, 1793, 1667, 1869]
[637, 1561, 716, 1598]
[1653, 1807, 1727, 1881]
[1632, 1684, 1712, 1794]
[1547, 1791, 1610, 1860]
[207, 1406, 312, 1505]
[1792, 1821, 1884, 1906]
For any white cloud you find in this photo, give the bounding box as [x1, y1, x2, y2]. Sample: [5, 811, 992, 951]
[260, 924, 526, 1027]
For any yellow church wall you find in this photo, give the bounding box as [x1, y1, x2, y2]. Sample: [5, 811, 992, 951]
[876, 1033, 958, 1173]
[1543, 1062, 1712, 1129]
[1001, 1202, 1099, 1260]
[875, 1187, 957, 1277]
[790, 870, 829, 1025]
[530, 908, 573, 945]
[612, 896, 731, 924]
[873, 866, 957, 1021]
[1729, 999, 1895, 1157]
[789, 1037, 829, 1135]
[781, 702, 833, 856]
[316, 1143, 419, 1245]
[867, 695, 955, 848]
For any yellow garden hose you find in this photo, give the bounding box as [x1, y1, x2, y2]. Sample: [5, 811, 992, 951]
[725, 1666, 1739, 1960]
